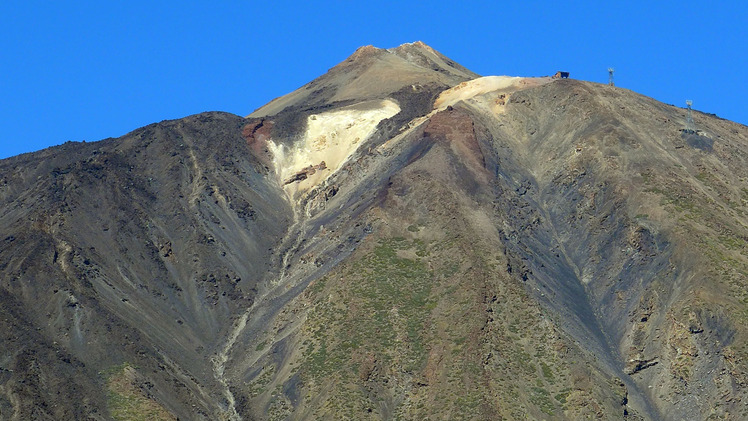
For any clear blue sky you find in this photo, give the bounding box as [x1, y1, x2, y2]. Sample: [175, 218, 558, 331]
[1, 1, 746, 159]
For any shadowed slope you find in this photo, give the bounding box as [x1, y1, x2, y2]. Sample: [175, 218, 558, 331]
[0, 112, 292, 419]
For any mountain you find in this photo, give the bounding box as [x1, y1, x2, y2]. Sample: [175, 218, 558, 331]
[1, 41, 747, 420]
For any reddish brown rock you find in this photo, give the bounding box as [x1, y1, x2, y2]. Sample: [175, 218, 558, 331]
[423, 108, 489, 182]
[242, 119, 274, 165]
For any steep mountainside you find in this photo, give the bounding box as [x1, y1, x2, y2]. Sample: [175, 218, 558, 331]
[1, 42, 747, 420]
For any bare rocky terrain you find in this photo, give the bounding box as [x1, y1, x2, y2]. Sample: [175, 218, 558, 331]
[1, 42, 747, 420]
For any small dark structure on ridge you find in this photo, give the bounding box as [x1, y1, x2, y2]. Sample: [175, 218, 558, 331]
[552, 71, 570, 79]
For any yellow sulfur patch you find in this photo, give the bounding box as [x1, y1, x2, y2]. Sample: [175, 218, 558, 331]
[434, 76, 553, 115]
[269, 99, 400, 202]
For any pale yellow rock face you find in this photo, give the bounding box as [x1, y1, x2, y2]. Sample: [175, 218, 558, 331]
[435, 75, 553, 115]
[434, 76, 521, 109]
[268, 99, 400, 202]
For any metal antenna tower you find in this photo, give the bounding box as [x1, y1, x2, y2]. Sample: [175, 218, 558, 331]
[685, 100, 695, 133]
[608, 68, 615, 86]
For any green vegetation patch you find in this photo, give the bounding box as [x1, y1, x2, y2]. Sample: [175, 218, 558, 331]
[294, 237, 437, 416]
[104, 363, 174, 421]
[302, 237, 434, 378]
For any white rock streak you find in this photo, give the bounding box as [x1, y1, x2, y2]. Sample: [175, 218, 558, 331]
[268, 99, 400, 201]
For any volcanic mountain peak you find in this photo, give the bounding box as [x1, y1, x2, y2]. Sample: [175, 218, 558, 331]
[248, 42, 479, 118]
[3, 42, 748, 421]
[340, 40, 477, 81]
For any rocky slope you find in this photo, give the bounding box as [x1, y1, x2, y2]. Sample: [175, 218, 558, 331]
[1, 42, 747, 420]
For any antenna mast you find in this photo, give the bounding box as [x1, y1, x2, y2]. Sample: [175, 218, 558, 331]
[608, 68, 615, 86]
[685, 100, 695, 133]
